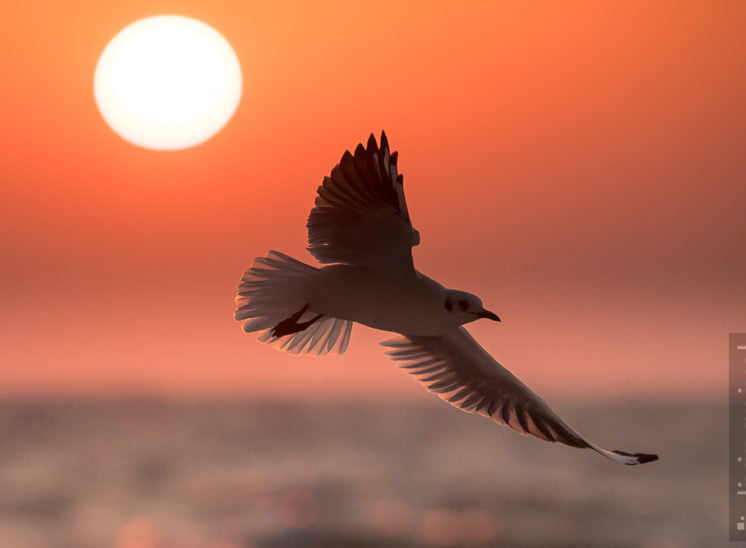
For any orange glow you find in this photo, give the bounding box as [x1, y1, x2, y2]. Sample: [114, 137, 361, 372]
[0, 2, 744, 399]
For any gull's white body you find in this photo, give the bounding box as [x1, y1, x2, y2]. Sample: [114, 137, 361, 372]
[306, 266, 452, 336]
[234, 132, 658, 466]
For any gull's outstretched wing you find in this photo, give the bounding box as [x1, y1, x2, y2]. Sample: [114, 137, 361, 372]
[307, 132, 420, 279]
[381, 327, 658, 466]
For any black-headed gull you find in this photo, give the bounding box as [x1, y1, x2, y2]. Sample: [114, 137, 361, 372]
[235, 132, 658, 466]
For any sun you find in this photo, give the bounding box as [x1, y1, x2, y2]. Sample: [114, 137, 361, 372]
[94, 15, 242, 151]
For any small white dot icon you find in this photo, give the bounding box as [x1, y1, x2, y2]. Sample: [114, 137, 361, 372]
[739, 482, 742, 487]
[739, 457, 743, 462]
[739, 388, 743, 393]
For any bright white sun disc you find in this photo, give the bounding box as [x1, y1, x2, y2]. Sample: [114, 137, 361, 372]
[94, 15, 242, 150]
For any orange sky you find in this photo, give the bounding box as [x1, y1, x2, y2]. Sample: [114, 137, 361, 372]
[1, 1, 744, 400]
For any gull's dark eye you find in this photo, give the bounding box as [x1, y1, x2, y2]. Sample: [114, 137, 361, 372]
[444, 298, 453, 312]
[458, 299, 468, 311]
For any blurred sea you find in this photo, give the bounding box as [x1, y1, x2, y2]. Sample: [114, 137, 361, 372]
[0, 398, 724, 548]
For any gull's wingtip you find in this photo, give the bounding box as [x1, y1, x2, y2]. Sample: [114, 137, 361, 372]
[613, 450, 659, 465]
[632, 452, 659, 465]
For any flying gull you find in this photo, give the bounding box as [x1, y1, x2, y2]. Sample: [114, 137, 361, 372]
[234, 132, 658, 466]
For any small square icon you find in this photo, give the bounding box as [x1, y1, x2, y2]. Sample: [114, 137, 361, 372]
[738, 523, 744, 531]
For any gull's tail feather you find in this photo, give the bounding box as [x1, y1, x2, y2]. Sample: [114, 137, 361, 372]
[234, 250, 352, 355]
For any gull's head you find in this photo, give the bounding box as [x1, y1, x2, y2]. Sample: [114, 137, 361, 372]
[444, 290, 500, 325]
